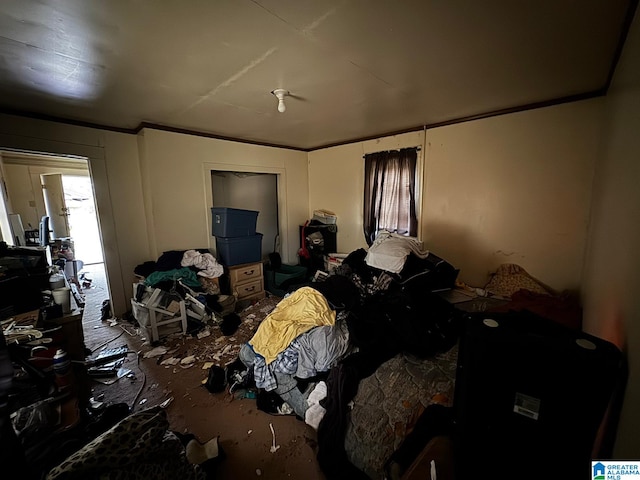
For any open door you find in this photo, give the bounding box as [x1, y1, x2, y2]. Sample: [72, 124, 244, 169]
[41, 173, 70, 239]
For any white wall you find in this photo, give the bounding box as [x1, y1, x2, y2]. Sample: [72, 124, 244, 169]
[581, 8, 640, 459]
[310, 100, 602, 292]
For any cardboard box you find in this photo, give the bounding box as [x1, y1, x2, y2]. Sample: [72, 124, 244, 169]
[312, 209, 337, 225]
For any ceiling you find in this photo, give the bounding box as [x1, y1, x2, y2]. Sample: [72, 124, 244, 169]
[0, 1, 636, 151]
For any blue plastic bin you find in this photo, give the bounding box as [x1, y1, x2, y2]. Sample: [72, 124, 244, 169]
[211, 207, 258, 237]
[215, 233, 263, 266]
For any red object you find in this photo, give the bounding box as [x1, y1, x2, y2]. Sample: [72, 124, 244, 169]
[298, 221, 311, 260]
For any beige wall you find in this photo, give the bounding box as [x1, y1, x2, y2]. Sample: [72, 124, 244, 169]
[0, 117, 308, 315]
[101, 131, 151, 300]
[0, 114, 149, 316]
[3, 159, 89, 231]
[3, 163, 39, 229]
[581, 8, 640, 459]
[424, 100, 602, 290]
[137, 129, 308, 265]
[310, 100, 602, 292]
[309, 131, 425, 255]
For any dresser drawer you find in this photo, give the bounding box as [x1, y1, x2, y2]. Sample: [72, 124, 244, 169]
[229, 262, 263, 284]
[234, 278, 264, 299]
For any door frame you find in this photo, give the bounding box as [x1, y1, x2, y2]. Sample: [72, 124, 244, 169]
[0, 148, 126, 316]
[203, 162, 290, 264]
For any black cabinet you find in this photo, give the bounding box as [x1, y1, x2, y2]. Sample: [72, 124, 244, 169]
[299, 223, 337, 272]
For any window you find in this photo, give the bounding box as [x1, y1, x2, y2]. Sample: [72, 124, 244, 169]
[363, 147, 418, 246]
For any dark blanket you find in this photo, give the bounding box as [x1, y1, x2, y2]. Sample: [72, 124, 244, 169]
[317, 287, 462, 479]
[318, 351, 393, 480]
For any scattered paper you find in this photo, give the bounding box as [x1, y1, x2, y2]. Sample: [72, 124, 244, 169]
[160, 357, 180, 366]
[202, 362, 214, 370]
[92, 367, 132, 385]
[180, 355, 196, 365]
[159, 397, 174, 409]
[144, 346, 168, 358]
[197, 329, 211, 339]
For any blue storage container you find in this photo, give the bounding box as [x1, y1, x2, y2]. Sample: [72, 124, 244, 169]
[211, 207, 259, 237]
[215, 233, 263, 266]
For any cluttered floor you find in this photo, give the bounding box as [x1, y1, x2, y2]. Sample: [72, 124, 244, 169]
[9, 250, 591, 480]
[78, 263, 325, 480]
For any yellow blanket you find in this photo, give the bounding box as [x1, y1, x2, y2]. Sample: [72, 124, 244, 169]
[249, 287, 336, 364]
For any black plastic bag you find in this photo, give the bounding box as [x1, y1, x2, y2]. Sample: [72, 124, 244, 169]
[204, 365, 226, 393]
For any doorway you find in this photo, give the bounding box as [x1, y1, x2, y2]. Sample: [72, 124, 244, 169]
[60, 175, 103, 265]
[211, 171, 279, 259]
[0, 150, 107, 308]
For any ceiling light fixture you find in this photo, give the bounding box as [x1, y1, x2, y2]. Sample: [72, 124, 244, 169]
[271, 88, 289, 113]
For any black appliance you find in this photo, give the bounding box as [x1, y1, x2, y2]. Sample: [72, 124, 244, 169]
[299, 222, 337, 273]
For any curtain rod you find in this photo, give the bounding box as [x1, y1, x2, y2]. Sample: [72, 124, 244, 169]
[362, 146, 421, 158]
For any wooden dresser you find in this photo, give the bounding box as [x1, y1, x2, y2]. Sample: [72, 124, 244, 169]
[226, 261, 265, 302]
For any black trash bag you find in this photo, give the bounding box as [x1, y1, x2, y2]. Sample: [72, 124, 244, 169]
[100, 300, 111, 321]
[268, 252, 282, 270]
[204, 365, 227, 393]
[256, 389, 285, 415]
[221, 313, 241, 336]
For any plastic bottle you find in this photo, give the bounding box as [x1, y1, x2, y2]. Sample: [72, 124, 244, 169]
[52, 349, 75, 394]
[49, 269, 66, 290]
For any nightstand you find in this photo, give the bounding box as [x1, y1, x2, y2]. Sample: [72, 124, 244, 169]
[227, 261, 265, 302]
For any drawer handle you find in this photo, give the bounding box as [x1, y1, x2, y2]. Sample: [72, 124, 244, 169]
[244, 286, 256, 293]
[243, 270, 255, 276]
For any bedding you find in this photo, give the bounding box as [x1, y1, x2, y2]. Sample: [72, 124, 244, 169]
[364, 231, 429, 274]
[232, 248, 462, 480]
[344, 345, 458, 479]
[147, 243, 466, 479]
[142, 246, 579, 479]
[313, 272, 461, 480]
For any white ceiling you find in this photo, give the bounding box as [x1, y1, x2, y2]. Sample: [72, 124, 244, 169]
[0, 0, 635, 150]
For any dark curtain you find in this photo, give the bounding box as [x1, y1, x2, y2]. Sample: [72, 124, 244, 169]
[363, 147, 418, 246]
